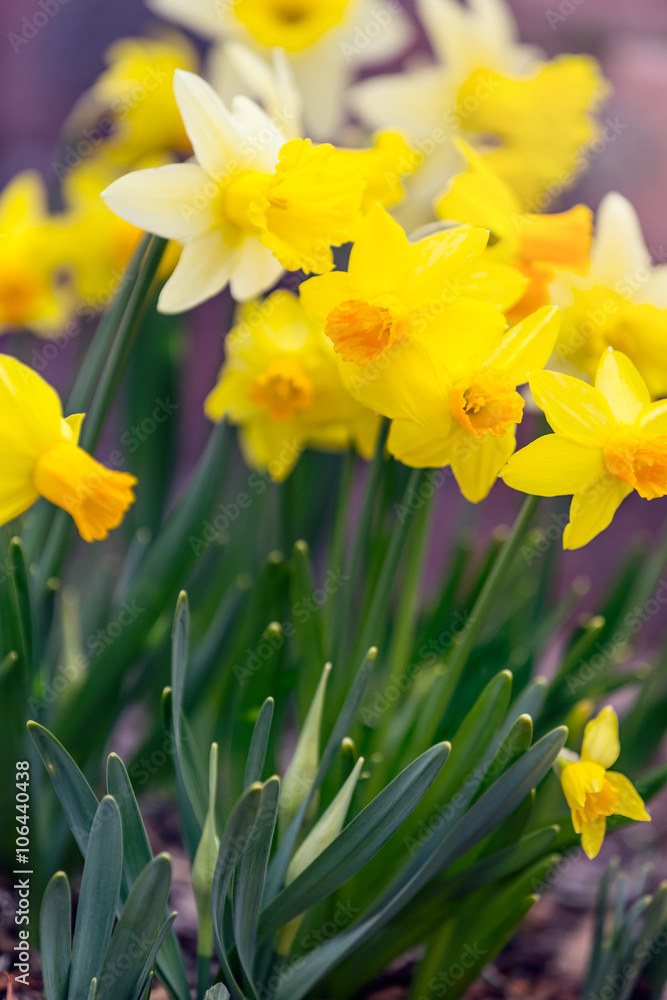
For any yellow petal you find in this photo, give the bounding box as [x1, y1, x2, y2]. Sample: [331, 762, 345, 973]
[529, 370, 614, 446]
[639, 399, 667, 435]
[239, 418, 305, 482]
[595, 349, 651, 426]
[580, 817, 606, 859]
[0, 170, 47, 233]
[417, 298, 507, 377]
[63, 413, 85, 445]
[0, 354, 64, 456]
[456, 260, 528, 313]
[484, 305, 560, 385]
[0, 484, 40, 529]
[298, 270, 356, 330]
[581, 706, 620, 768]
[405, 226, 489, 311]
[450, 428, 516, 504]
[563, 475, 632, 549]
[605, 772, 651, 822]
[501, 435, 603, 497]
[561, 760, 606, 811]
[388, 419, 453, 468]
[348, 205, 412, 298]
[102, 163, 215, 240]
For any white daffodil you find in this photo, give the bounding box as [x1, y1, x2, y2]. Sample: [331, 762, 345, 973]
[144, 0, 414, 138]
[551, 193, 667, 398]
[222, 43, 303, 139]
[101, 70, 370, 313]
[349, 0, 606, 226]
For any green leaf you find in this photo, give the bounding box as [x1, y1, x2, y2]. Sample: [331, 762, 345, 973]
[68, 796, 123, 1000]
[260, 742, 450, 938]
[28, 721, 99, 855]
[244, 698, 274, 789]
[132, 913, 177, 1000]
[211, 783, 263, 1000]
[161, 687, 206, 863]
[97, 854, 172, 1000]
[106, 754, 190, 1000]
[290, 540, 326, 706]
[204, 987, 230, 1000]
[40, 872, 71, 1000]
[234, 776, 280, 990]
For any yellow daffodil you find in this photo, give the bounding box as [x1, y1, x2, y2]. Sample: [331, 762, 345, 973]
[502, 349, 667, 548]
[349, 0, 607, 225]
[145, 0, 413, 137]
[300, 206, 558, 501]
[204, 290, 379, 480]
[0, 356, 136, 541]
[558, 706, 649, 859]
[77, 33, 199, 165]
[436, 142, 592, 322]
[0, 172, 75, 336]
[101, 70, 399, 311]
[552, 193, 667, 398]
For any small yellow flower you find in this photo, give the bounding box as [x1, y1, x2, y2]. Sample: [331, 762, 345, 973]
[102, 71, 384, 310]
[204, 290, 379, 480]
[502, 349, 667, 548]
[0, 356, 137, 542]
[300, 205, 557, 501]
[436, 142, 592, 322]
[0, 172, 74, 336]
[82, 33, 199, 164]
[553, 193, 667, 398]
[559, 706, 649, 859]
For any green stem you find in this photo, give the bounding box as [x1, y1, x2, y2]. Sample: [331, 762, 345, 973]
[330, 418, 390, 667]
[411, 494, 539, 752]
[196, 953, 210, 1000]
[324, 448, 356, 651]
[386, 488, 433, 682]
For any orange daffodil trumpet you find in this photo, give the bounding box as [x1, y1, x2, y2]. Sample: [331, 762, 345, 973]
[558, 706, 649, 859]
[502, 349, 667, 548]
[299, 206, 560, 501]
[101, 70, 414, 313]
[0, 356, 136, 542]
[204, 290, 379, 480]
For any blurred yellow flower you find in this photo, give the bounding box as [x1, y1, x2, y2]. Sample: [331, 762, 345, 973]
[436, 142, 591, 323]
[102, 71, 412, 311]
[145, 0, 413, 137]
[559, 706, 649, 859]
[502, 349, 667, 548]
[350, 0, 607, 224]
[552, 193, 667, 398]
[0, 172, 74, 337]
[0, 355, 136, 541]
[80, 33, 199, 165]
[300, 206, 558, 501]
[204, 290, 379, 480]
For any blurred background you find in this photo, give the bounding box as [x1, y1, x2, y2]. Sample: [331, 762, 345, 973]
[1, 0, 666, 590]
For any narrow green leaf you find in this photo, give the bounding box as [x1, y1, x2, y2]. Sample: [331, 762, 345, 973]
[28, 722, 98, 855]
[40, 872, 71, 1000]
[106, 754, 190, 1000]
[234, 776, 280, 990]
[244, 698, 274, 789]
[131, 913, 177, 1000]
[68, 797, 123, 1000]
[97, 854, 172, 1000]
[211, 783, 263, 1000]
[161, 687, 206, 863]
[260, 742, 450, 937]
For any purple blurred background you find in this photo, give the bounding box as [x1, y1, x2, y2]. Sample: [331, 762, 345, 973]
[1, 0, 666, 595]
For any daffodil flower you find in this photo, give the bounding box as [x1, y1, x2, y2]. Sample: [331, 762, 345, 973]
[102, 70, 386, 311]
[0, 356, 137, 542]
[77, 32, 199, 166]
[145, 0, 414, 137]
[349, 0, 607, 225]
[204, 290, 379, 480]
[436, 141, 592, 323]
[502, 349, 667, 548]
[552, 193, 667, 398]
[300, 205, 557, 501]
[0, 172, 75, 336]
[558, 706, 649, 859]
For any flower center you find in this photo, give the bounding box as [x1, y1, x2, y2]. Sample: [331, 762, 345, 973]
[603, 429, 667, 500]
[33, 442, 137, 543]
[450, 368, 524, 438]
[325, 296, 409, 366]
[562, 762, 620, 827]
[0, 269, 41, 325]
[234, 0, 350, 50]
[249, 358, 314, 420]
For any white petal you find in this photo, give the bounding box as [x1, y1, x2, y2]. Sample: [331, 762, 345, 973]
[229, 236, 284, 301]
[348, 64, 447, 138]
[636, 263, 667, 308]
[101, 163, 214, 239]
[588, 192, 651, 290]
[229, 95, 287, 169]
[348, 0, 416, 65]
[145, 0, 229, 40]
[157, 230, 235, 313]
[173, 69, 251, 177]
